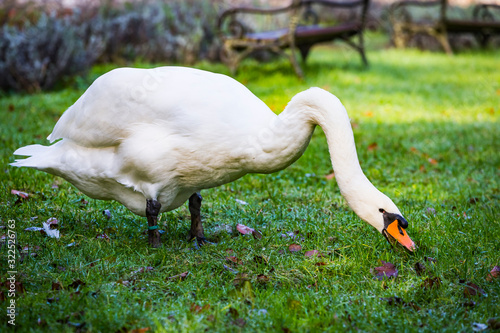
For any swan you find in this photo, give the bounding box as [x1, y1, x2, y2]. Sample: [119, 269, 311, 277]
[11, 66, 415, 251]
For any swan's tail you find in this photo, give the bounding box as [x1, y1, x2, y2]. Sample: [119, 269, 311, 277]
[11, 144, 51, 169]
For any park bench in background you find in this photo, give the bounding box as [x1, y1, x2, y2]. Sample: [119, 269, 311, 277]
[389, 0, 500, 54]
[217, 0, 370, 78]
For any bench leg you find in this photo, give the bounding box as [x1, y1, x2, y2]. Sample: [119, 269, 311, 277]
[434, 29, 453, 55]
[358, 33, 368, 67]
[288, 47, 304, 79]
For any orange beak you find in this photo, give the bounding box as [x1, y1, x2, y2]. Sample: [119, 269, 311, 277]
[384, 220, 416, 252]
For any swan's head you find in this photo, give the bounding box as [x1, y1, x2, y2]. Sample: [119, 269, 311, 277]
[345, 186, 416, 252]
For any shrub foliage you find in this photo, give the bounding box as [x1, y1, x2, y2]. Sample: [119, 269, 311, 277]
[0, 0, 221, 92]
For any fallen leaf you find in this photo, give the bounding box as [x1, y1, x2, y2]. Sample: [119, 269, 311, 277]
[367, 142, 378, 151]
[486, 266, 500, 281]
[236, 223, 262, 239]
[52, 282, 63, 291]
[116, 279, 130, 286]
[227, 307, 239, 318]
[414, 262, 426, 276]
[324, 172, 335, 180]
[289, 244, 302, 252]
[469, 197, 479, 204]
[462, 300, 476, 308]
[190, 303, 210, 313]
[304, 250, 322, 257]
[232, 318, 246, 327]
[428, 158, 438, 165]
[68, 279, 86, 289]
[95, 233, 109, 241]
[167, 271, 189, 280]
[464, 282, 486, 298]
[315, 262, 327, 266]
[488, 318, 500, 330]
[129, 329, 150, 333]
[371, 261, 398, 280]
[257, 275, 269, 283]
[11, 189, 29, 200]
[421, 276, 441, 289]
[226, 256, 242, 265]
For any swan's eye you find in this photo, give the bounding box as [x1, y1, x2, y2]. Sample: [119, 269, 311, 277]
[379, 208, 385, 213]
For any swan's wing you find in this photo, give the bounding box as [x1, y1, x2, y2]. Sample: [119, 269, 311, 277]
[48, 67, 274, 148]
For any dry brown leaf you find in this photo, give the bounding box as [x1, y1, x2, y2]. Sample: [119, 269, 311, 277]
[367, 142, 378, 151]
[236, 223, 262, 239]
[488, 318, 500, 330]
[304, 250, 322, 257]
[68, 279, 86, 289]
[486, 266, 500, 282]
[167, 271, 189, 281]
[289, 244, 302, 252]
[325, 172, 335, 180]
[371, 261, 398, 280]
[129, 329, 150, 333]
[257, 274, 270, 283]
[190, 303, 210, 313]
[414, 262, 426, 276]
[52, 282, 63, 291]
[232, 318, 246, 327]
[464, 282, 486, 298]
[421, 276, 441, 289]
[226, 256, 242, 265]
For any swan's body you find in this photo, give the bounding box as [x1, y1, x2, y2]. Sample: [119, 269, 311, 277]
[12, 66, 415, 250]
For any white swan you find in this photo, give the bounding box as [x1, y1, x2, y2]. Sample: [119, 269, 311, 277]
[12, 66, 415, 250]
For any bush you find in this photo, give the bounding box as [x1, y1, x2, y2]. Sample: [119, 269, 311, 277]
[0, 12, 104, 92]
[0, 0, 222, 93]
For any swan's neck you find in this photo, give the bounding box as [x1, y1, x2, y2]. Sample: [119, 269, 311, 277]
[250, 88, 382, 222]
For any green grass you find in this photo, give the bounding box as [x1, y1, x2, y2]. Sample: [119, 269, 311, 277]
[1, 37, 499, 332]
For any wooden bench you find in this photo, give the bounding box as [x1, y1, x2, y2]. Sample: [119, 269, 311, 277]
[389, 0, 500, 53]
[217, 0, 370, 78]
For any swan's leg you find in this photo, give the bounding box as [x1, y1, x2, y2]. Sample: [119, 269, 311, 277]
[146, 199, 162, 248]
[188, 192, 208, 245]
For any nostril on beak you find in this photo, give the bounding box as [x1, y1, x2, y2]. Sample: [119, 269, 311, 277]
[398, 218, 408, 229]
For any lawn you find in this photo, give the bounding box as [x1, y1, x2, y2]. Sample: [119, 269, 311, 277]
[1, 38, 499, 332]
